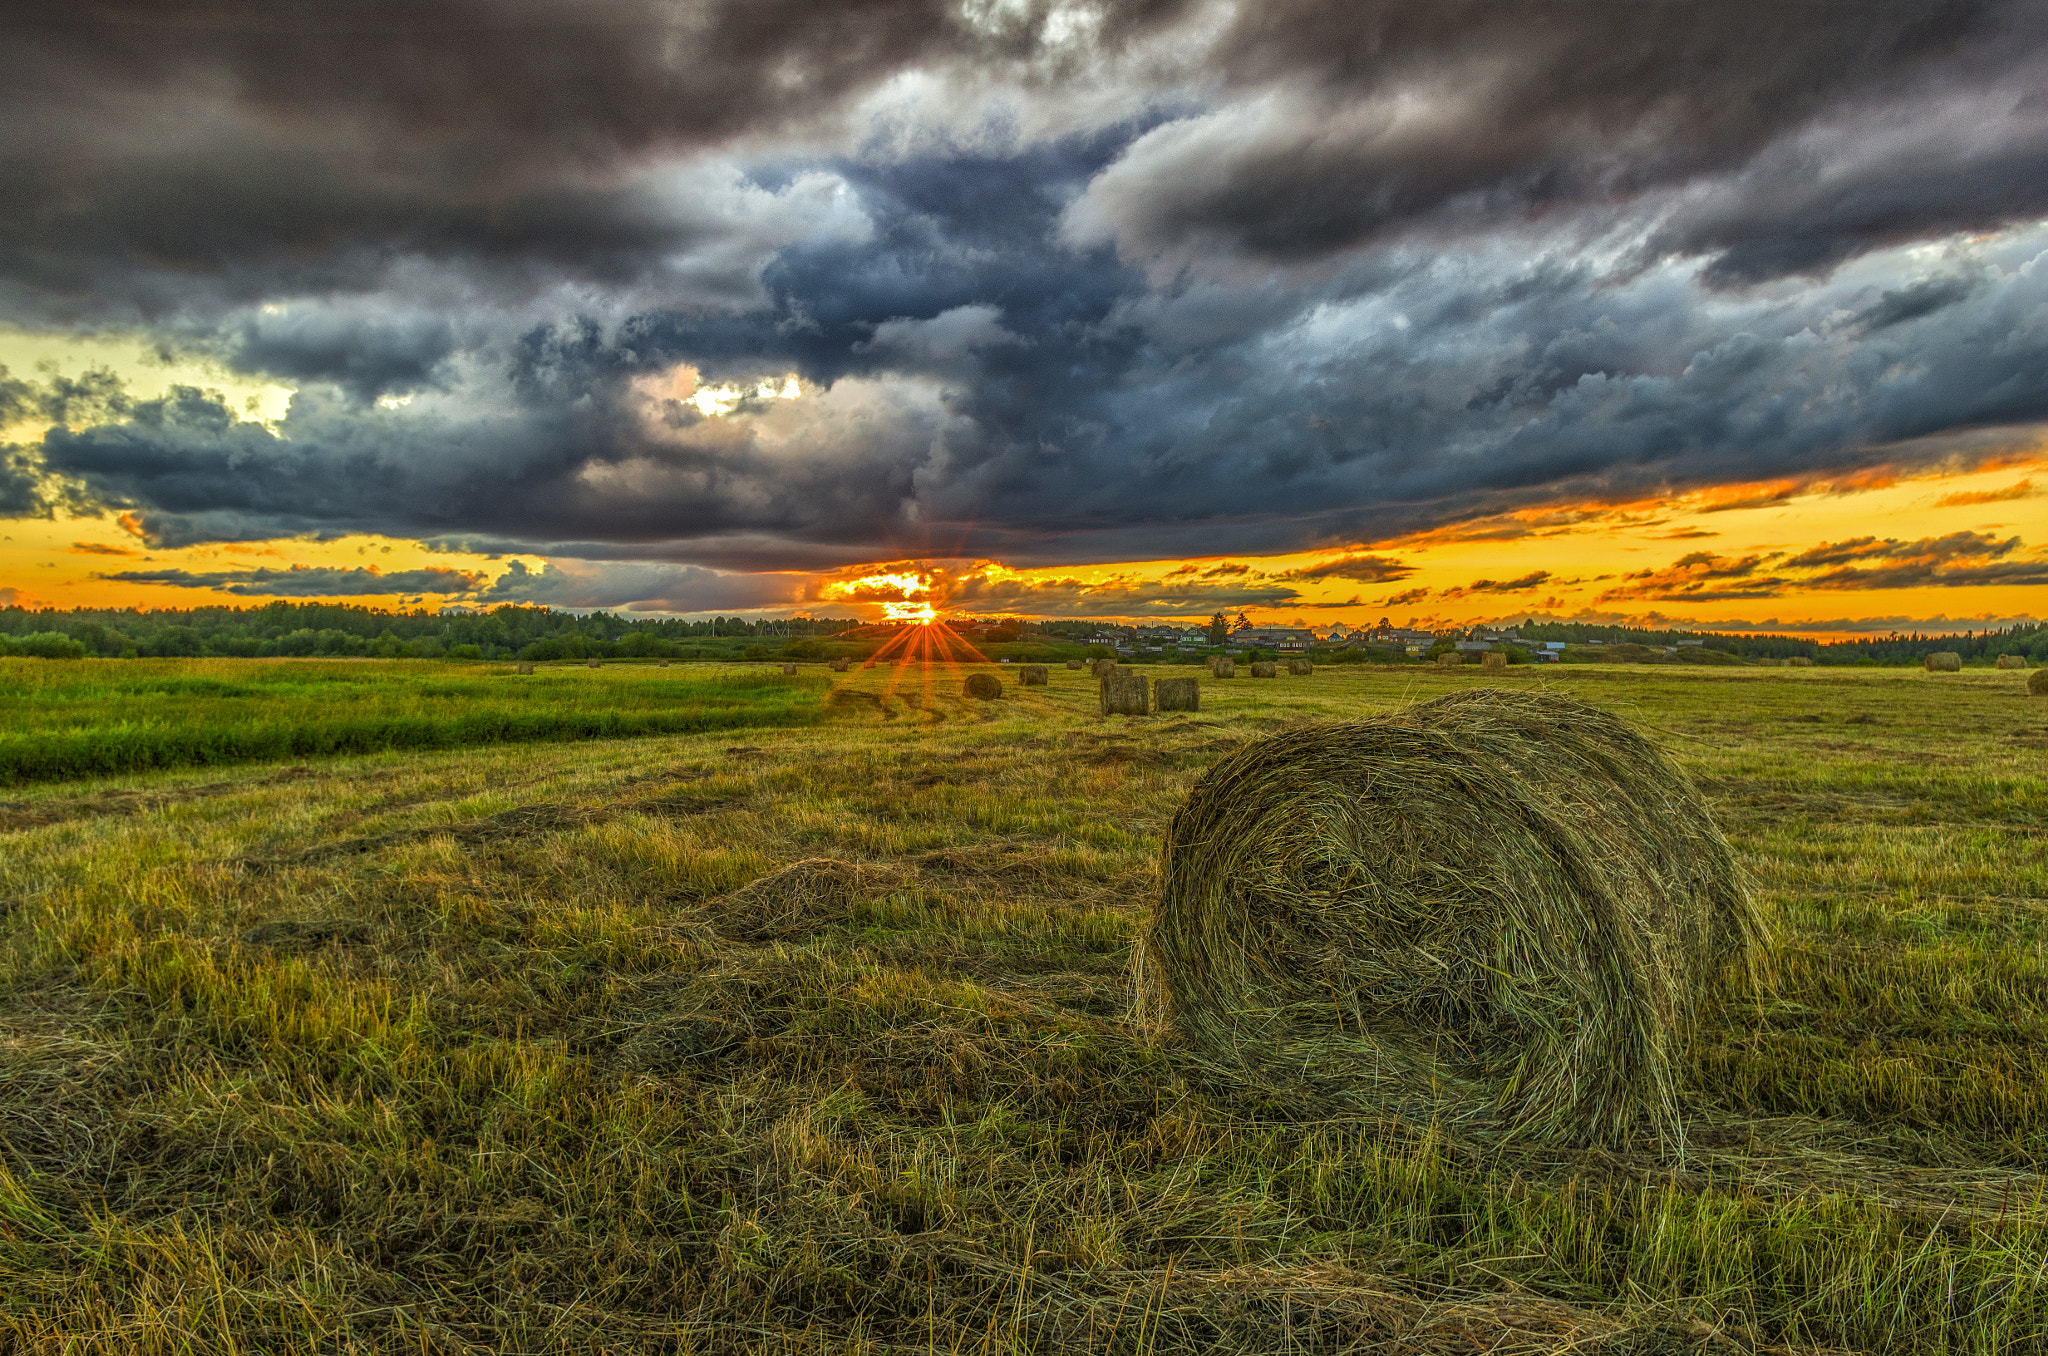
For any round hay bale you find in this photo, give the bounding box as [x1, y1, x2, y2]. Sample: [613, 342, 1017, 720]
[1155, 676, 1200, 712]
[517, 662, 535, 675]
[964, 672, 1002, 700]
[1019, 664, 1049, 686]
[1135, 687, 1760, 1148]
[2031, 667, 2048, 697]
[1481, 652, 1507, 671]
[1100, 667, 1149, 715]
[781, 663, 798, 675]
[1066, 659, 1084, 670]
[1287, 658, 1313, 676]
[1092, 657, 1118, 677]
[829, 658, 850, 672]
[1995, 654, 2026, 670]
[588, 659, 602, 669]
[1251, 661, 1278, 678]
[1786, 656, 1812, 667]
[1437, 651, 1464, 667]
[710, 859, 906, 940]
[1925, 651, 1962, 672]
[1213, 658, 1236, 678]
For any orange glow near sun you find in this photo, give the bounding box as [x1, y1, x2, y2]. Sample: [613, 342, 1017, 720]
[882, 600, 938, 623]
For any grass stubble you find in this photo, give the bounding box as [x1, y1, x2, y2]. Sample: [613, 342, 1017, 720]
[1, 659, 2046, 1352]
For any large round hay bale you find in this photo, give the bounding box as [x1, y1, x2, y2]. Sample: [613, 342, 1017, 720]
[2031, 668, 2048, 696]
[1019, 664, 1049, 686]
[588, 659, 602, 669]
[1250, 661, 1278, 678]
[1100, 667, 1149, 715]
[1995, 654, 2026, 670]
[1092, 657, 1118, 677]
[829, 658, 850, 672]
[1287, 658, 1313, 676]
[1213, 658, 1236, 678]
[1066, 659, 1084, 670]
[1155, 676, 1200, 712]
[782, 663, 798, 675]
[1135, 688, 1759, 1148]
[1481, 652, 1507, 671]
[1205, 654, 1224, 675]
[517, 662, 535, 675]
[1437, 651, 1464, 667]
[1925, 652, 1962, 672]
[964, 672, 1002, 700]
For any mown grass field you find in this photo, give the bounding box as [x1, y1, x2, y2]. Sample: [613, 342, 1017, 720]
[0, 659, 827, 785]
[2, 658, 2045, 1353]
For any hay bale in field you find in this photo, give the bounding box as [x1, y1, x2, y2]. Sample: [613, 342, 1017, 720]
[517, 662, 535, 675]
[1925, 652, 1962, 672]
[1213, 658, 1236, 678]
[782, 663, 798, 675]
[1251, 661, 1278, 677]
[2031, 668, 2048, 697]
[964, 672, 1002, 700]
[1156, 676, 1200, 712]
[1019, 664, 1049, 686]
[1787, 657, 1812, 667]
[1437, 651, 1464, 667]
[1995, 654, 2026, 670]
[1133, 687, 1760, 1149]
[1066, 659, 1084, 670]
[1481, 652, 1507, 671]
[1093, 657, 1119, 677]
[1101, 667, 1149, 715]
[829, 658, 850, 672]
[710, 859, 906, 940]
[588, 659, 602, 669]
[1287, 658, 1312, 676]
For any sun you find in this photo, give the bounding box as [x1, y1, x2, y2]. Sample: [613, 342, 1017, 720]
[882, 600, 937, 623]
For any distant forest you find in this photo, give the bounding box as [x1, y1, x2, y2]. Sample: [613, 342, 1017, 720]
[0, 601, 2040, 665]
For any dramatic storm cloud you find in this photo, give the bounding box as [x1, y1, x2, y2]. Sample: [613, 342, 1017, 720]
[5, 0, 2048, 608]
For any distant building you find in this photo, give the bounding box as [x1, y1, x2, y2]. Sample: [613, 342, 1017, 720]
[1232, 626, 1317, 652]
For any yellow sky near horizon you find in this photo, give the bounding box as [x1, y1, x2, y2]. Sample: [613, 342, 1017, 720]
[4, 328, 2046, 638]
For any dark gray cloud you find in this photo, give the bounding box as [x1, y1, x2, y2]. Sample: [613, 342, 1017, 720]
[95, 564, 485, 597]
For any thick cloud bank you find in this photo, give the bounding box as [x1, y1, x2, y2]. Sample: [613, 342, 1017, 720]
[5, 0, 2048, 598]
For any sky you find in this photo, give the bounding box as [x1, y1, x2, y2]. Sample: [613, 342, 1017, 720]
[2, 0, 2047, 637]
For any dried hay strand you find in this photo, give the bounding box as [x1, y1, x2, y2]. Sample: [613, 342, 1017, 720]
[1251, 661, 1278, 677]
[1155, 676, 1200, 712]
[963, 672, 1003, 700]
[1437, 651, 1465, 667]
[1995, 654, 2026, 670]
[1019, 664, 1049, 685]
[1134, 687, 1761, 1149]
[1925, 652, 1962, 672]
[1066, 659, 1084, 669]
[1100, 667, 1150, 715]
[517, 662, 535, 675]
[1092, 657, 1119, 677]
[1287, 658, 1313, 676]
[1481, 652, 1507, 671]
[709, 858, 907, 940]
[2031, 668, 2048, 697]
[1213, 658, 1236, 678]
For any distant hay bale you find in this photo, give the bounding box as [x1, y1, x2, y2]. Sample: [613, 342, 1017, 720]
[1019, 664, 1049, 686]
[1093, 657, 1119, 677]
[1134, 687, 1760, 1149]
[517, 662, 535, 675]
[1251, 661, 1278, 677]
[1787, 657, 1812, 667]
[1213, 659, 1236, 678]
[1066, 659, 1084, 670]
[1287, 658, 1312, 676]
[1206, 655, 1224, 674]
[710, 859, 906, 940]
[588, 659, 602, 669]
[1481, 652, 1507, 671]
[964, 672, 1002, 700]
[782, 663, 798, 675]
[1156, 676, 1200, 712]
[1925, 652, 1962, 672]
[1996, 654, 2026, 670]
[1101, 667, 1149, 715]
[829, 658, 850, 672]
[2030, 668, 2048, 696]
[1437, 652, 1464, 667]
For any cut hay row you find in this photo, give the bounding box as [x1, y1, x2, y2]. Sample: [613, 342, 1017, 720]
[1925, 652, 1962, 672]
[1135, 687, 1761, 1149]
